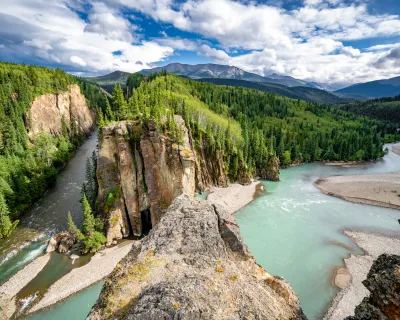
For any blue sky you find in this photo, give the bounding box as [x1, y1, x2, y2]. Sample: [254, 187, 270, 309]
[0, 0, 400, 85]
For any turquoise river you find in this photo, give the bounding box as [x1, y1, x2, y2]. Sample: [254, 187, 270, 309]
[0, 137, 398, 319]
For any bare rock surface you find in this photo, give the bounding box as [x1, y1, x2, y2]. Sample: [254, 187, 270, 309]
[88, 195, 306, 320]
[28, 84, 95, 138]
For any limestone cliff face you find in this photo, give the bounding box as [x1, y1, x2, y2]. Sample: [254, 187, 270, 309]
[88, 195, 307, 320]
[27, 84, 95, 138]
[346, 254, 400, 320]
[97, 117, 196, 243]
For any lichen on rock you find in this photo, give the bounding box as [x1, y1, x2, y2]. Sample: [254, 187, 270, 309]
[88, 195, 307, 320]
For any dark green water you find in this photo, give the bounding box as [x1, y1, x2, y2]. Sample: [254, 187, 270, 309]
[236, 143, 400, 319]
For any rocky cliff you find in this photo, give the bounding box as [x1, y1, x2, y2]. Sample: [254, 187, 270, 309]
[346, 254, 400, 320]
[27, 84, 95, 138]
[97, 117, 280, 243]
[97, 117, 196, 243]
[88, 195, 307, 320]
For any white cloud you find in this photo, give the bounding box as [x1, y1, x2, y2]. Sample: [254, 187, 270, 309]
[1, 0, 400, 85]
[0, 44, 5, 49]
[23, 38, 53, 51]
[0, 0, 174, 74]
[84, 3, 135, 42]
[199, 45, 230, 62]
[366, 43, 400, 52]
[70, 55, 86, 66]
[341, 46, 361, 58]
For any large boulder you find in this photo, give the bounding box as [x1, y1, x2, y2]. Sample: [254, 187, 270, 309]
[88, 195, 306, 320]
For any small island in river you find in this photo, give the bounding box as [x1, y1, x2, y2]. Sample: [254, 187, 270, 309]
[314, 172, 400, 210]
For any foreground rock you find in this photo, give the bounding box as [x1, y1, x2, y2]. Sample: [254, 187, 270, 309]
[315, 173, 400, 210]
[345, 254, 400, 320]
[324, 231, 400, 320]
[88, 195, 306, 320]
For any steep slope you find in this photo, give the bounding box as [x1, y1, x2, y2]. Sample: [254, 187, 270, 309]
[336, 76, 400, 99]
[88, 195, 307, 320]
[196, 78, 347, 104]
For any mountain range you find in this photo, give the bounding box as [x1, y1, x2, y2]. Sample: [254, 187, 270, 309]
[85, 63, 400, 103]
[139, 63, 339, 91]
[335, 76, 400, 99]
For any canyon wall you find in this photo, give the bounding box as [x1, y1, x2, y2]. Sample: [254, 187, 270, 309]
[88, 195, 307, 320]
[96, 117, 279, 243]
[27, 84, 95, 138]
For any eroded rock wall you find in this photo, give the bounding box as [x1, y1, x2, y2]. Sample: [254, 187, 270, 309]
[97, 117, 196, 243]
[27, 84, 95, 138]
[88, 195, 307, 320]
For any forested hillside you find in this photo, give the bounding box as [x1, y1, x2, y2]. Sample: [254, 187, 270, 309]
[99, 73, 385, 184]
[196, 78, 346, 104]
[0, 62, 105, 237]
[333, 95, 400, 142]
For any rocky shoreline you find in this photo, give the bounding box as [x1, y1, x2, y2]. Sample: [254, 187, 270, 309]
[207, 181, 262, 215]
[323, 230, 400, 320]
[314, 172, 400, 210]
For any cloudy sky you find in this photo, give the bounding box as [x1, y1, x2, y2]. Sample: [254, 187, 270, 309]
[1, 0, 400, 86]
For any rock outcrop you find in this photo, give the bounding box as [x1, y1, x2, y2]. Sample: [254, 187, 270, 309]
[346, 254, 400, 320]
[27, 84, 95, 138]
[258, 155, 280, 181]
[88, 195, 307, 320]
[97, 117, 196, 243]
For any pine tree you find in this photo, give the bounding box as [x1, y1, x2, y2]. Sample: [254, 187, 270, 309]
[112, 84, 127, 120]
[67, 211, 83, 240]
[82, 193, 96, 236]
[0, 193, 17, 238]
[105, 95, 114, 122]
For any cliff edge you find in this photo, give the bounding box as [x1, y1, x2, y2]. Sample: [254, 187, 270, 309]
[88, 195, 307, 320]
[346, 254, 400, 320]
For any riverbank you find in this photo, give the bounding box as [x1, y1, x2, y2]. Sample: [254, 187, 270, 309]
[0, 254, 51, 319]
[0, 240, 134, 318]
[324, 230, 400, 320]
[314, 172, 400, 210]
[206, 181, 262, 215]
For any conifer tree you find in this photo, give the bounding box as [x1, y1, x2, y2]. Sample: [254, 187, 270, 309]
[0, 193, 17, 238]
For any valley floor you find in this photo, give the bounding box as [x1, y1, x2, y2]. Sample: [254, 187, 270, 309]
[314, 172, 400, 210]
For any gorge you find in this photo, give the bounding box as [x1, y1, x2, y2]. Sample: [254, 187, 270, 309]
[0, 64, 399, 320]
